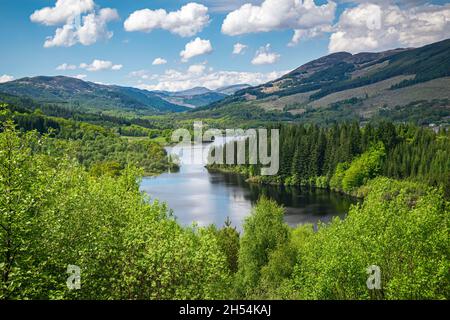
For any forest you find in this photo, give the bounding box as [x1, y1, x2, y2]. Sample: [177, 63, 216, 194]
[210, 121, 450, 197]
[0, 100, 449, 300]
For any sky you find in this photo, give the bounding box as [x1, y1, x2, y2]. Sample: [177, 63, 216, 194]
[0, 0, 449, 91]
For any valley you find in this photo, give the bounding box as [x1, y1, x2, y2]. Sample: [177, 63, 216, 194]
[0, 34, 449, 301]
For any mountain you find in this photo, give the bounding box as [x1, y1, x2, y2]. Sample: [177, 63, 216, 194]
[0, 76, 189, 115]
[216, 84, 251, 95]
[154, 88, 227, 108]
[196, 38, 450, 124]
[171, 87, 212, 96]
[152, 85, 253, 108]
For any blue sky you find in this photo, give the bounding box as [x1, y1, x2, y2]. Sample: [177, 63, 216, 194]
[0, 0, 449, 91]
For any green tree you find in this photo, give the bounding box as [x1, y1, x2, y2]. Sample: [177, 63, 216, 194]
[235, 197, 290, 298]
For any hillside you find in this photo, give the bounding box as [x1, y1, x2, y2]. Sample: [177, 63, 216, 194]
[155, 88, 227, 108]
[0, 76, 189, 116]
[195, 38, 450, 125]
[153, 84, 250, 108]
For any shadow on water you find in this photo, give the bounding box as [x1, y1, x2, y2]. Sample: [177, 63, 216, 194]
[209, 171, 358, 227]
[140, 162, 358, 231]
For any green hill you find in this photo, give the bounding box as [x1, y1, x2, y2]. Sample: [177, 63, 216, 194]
[0, 76, 189, 116]
[193, 38, 450, 125]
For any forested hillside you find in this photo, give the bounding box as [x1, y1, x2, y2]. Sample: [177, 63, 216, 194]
[0, 102, 175, 176]
[0, 76, 189, 116]
[192, 39, 450, 125]
[0, 117, 448, 299]
[210, 122, 450, 196]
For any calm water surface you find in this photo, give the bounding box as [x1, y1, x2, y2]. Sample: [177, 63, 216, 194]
[140, 140, 357, 230]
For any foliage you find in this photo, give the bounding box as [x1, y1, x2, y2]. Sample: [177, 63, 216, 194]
[233, 178, 449, 300]
[0, 103, 175, 176]
[338, 142, 385, 192]
[207, 218, 240, 274]
[0, 122, 231, 299]
[290, 178, 449, 299]
[235, 197, 290, 298]
[211, 121, 450, 195]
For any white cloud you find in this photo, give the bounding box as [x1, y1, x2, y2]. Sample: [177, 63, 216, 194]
[73, 74, 87, 80]
[180, 38, 213, 62]
[152, 58, 168, 65]
[201, 0, 261, 13]
[135, 66, 286, 92]
[124, 3, 210, 37]
[80, 59, 123, 72]
[0, 75, 14, 83]
[56, 63, 77, 70]
[221, 0, 337, 41]
[111, 64, 123, 71]
[31, 1, 119, 48]
[251, 44, 280, 65]
[43, 8, 119, 48]
[129, 70, 152, 80]
[188, 64, 207, 74]
[30, 0, 95, 26]
[289, 24, 333, 46]
[233, 43, 247, 54]
[329, 3, 450, 53]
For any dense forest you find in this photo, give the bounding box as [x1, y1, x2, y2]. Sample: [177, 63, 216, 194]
[0, 103, 176, 176]
[0, 97, 449, 300]
[0, 120, 448, 299]
[210, 122, 450, 196]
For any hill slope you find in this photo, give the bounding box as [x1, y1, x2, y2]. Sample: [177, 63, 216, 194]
[195, 38, 450, 124]
[0, 76, 189, 115]
[153, 85, 250, 108]
[154, 88, 227, 108]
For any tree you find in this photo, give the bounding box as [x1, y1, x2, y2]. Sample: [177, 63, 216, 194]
[235, 197, 290, 298]
[291, 178, 449, 299]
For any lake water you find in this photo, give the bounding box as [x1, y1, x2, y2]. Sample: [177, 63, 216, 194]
[140, 139, 357, 230]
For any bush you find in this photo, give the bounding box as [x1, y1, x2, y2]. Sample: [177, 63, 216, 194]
[0, 122, 231, 299]
[235, 197, 290, 298]
[290, 177, 449, 299]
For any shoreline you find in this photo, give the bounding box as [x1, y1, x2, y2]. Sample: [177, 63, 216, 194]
[206, 166, 365, 200]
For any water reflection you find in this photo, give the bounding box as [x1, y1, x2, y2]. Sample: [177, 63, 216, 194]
[140, 140, 357, 230]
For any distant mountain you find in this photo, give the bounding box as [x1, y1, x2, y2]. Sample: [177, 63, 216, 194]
[196, 38, 450, 123]
[153, 88, 226, 108]
[153, 86, 237, 108]
[171, 87, 212, 96]
[216, 84, 251, 95]
[0, 76, 189, 115]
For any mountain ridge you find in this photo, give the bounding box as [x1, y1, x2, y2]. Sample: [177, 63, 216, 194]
[0, 77, 250, 112]
[0, 76, 189, 115]
[194, 38, 450, 124]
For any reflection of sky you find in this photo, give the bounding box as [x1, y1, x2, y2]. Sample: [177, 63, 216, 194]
[140, 139, 355, 231]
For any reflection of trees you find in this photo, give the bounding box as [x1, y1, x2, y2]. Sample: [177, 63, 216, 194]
[207, 169, 358, 217]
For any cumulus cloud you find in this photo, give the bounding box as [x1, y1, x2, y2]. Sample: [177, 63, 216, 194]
[80, 59, 123, 72]
[233, 43, 248, 54]
[329, 2, 450, 53]
[124, 3, 210, 37]
[129, 70, 152, 80]
[43, 8, 119, 48]
[251, 44, 280, 65]
[289, 24, 333, 46]
[152, 58, 168, 65]
[31, 1, 119, 48]
[201, 0, 261, 12]
[221, 0, 337, 43]
[0, 75, 14, 83]
[188, 64, 207, 74]
[56, 63, 77, 70]
[30, 0, 95, 26]
[134, 65, 286, 92]
[180, 38, 213, 62]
